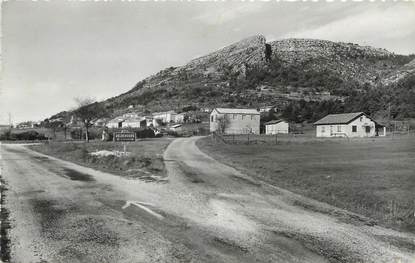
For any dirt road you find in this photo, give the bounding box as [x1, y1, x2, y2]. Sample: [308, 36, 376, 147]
[0, 138, 414, 262]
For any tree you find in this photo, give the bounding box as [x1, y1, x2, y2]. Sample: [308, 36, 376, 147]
[73, 97, 108, 142]
[44, 120, 64, 140]
[217, 114, 230, 134]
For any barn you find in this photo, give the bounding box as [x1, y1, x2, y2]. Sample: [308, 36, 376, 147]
[264, 120, 289, 134]
[210, 108, 260, 134]
[314, 112, 386, 138]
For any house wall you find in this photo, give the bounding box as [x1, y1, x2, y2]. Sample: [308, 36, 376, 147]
[210, 110, 260, 134]
[122, 121, 141, 128]
[154, 113, 176, 123]
[316, 115, 377, 137]
[175, 114, 185, 123]
[107, 122, 122, 129]
[265, 122, 289, 134]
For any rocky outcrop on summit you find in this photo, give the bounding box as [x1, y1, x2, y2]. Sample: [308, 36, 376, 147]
[175, 35, 267, 79]
[269, 38, 397, 85]
[270, 38, 392, 63]
[185, 35, 266, 68]
[124, 35, 267, 95]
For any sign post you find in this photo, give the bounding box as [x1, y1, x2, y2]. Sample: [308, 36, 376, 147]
[114, 131, 136, 155]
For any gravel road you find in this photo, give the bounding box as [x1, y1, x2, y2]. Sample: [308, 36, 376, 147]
[0, 138, 414, 262]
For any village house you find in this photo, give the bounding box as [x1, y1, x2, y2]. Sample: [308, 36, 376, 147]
[259, 106, 274, 113]
[174, 113, 186, 123]
[106, 117, 124, 129]
[264, 120, 289, 134]
[16, 121, 36, 129]
[210, 108, 260, 134]
[314, 112, 386, 138]
[152, 110, 177, 124]
[93, 118, 109, 127]
[122, 117, 147, 128]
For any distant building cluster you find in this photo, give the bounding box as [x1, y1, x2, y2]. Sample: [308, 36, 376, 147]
[209, 107, 386, 138]
[92, 109, 202, 130]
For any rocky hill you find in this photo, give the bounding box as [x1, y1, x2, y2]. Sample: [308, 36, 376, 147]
[53, 35, 415, 122]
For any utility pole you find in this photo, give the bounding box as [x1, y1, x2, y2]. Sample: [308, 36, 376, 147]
[8, 112, 12, 128]
[388, 102, 391, 136]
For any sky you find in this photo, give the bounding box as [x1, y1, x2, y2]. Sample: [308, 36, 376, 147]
[1, 0, 415, 124]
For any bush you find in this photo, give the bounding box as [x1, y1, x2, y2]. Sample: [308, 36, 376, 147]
[70, 129, 83, 140]
[0, 130, 47, 141]
[136, 128, 156, 138]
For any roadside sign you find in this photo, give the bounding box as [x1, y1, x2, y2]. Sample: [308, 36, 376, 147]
[114, 132, 136, 142]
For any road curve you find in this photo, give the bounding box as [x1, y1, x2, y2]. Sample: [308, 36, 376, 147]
[0, 138, 414, 263]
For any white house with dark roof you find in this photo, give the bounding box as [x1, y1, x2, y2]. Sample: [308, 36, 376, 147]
[153, 110, 177, 124]
[106, 117, 124, 129]
[122, 117, 147, 128]
[314, 112, 386, 138]
[210, 108, 260, 134]
[264, 120, 289, 134]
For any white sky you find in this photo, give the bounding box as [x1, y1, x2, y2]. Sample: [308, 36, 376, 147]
[1, 1, 415, 124]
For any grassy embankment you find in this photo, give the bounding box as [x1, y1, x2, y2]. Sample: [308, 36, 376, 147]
[29, 139, 173, 182]
[197, 135, 415, 233]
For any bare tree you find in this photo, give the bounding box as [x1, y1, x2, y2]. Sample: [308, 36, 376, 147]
[217, 114, 230, 134]
[73, 97, 108, 142]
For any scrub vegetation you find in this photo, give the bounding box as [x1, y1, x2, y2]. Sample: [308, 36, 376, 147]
[29, 139, 173, 182]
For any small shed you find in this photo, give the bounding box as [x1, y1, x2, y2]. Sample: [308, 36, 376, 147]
[264, 120, 289, 135]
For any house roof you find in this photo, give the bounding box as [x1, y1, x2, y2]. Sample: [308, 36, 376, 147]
[214, 108, 260, 115]
[314, 112, 367, 125]
[152, 110, 177, 116]
[124, 117, 145, 123]
[108, 117, 125, 123]
[264, 120, 286, 125]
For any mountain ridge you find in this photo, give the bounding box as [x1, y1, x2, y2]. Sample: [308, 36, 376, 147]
[48, 35, 415, 123]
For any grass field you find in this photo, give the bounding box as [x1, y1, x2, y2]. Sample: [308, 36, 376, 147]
[197, 135, 415, 233]
[29, 138, 173, 182]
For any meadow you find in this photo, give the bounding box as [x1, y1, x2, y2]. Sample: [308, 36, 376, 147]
[197, 135, 415, 233]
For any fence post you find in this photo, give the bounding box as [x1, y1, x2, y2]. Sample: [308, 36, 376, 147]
[247, 133, 250, 144]
[275, 133, 278, 144]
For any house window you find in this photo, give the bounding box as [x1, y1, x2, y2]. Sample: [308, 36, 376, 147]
[360, 117, 363, 122]
[337, 125, 342, 132]
[352, 125, 357, 132]
[365, 126, 370, 133]
[321, 126, 325, 132]
[242, 115, 244, 120]
[211, 116, 214, 122]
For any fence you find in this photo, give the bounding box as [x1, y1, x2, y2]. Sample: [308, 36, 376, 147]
[212, 132, 318, 145]
[210, 131, 415, 145]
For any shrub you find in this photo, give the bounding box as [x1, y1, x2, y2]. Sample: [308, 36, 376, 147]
[136, 128, 156, 138]
[0, 131, 47, 141]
